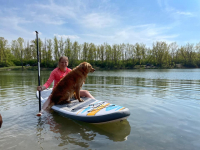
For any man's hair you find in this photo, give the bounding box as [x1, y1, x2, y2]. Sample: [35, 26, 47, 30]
[59, 56, 68, 62]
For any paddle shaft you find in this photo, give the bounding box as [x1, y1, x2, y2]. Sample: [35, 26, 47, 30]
[35, 31, 41, 112]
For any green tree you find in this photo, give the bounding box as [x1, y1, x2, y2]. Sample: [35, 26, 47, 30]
[24, 40, 32, 61]
[105, 44, 112, 68]
[0, 37, 12, 66]
[169, 42, 178, 67]
[64, 38, 72, 60]
[113, 44, 122, 68]
[82, 42, 89, 61]
[134, 43, 146, 66]
[152, 41, 168, 67]
[88, 43, 96, 65]
[54, 36, 59, 61]
[59, 37, 64, 56]
[46, 39, 53, 65]
[195, 42, 200, 66]
[0, 37, 8, 63]
[71, 41, 80, 66]
[18, 37, 25, 69]
[41, 39, 47, 67]
[99, 44, 105, 62]
[180, 43, 196, 67]
[119, 43, 126, 68]
[125, 44, 135, 68]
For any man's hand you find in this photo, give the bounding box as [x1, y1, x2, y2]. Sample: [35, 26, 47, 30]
[37, 86, 46, 91]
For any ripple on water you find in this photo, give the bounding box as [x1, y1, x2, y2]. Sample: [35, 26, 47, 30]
[1, 69, 200, 150]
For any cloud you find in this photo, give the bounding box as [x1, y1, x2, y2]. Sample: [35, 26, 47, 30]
[0, 15, 33, 41]
[32, 1, 77, 19]
[81, 13, 117, 29]
[80, 24, 179, 47]
[54, 34, 80, 39]
[157, 0, 163, 8]
[26, 1, 118, 29]
[26, 0, 79, 25]
[34, 14, 66, 25]
[157, 0, 194, 17]
[0, 16, 31, 27]
[176, 11, 193, 16]
[0, 0, 197, 47]
[113, 24, 178, 43]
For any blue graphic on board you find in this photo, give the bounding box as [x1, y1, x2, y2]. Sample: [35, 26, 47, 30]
[81, 106, 91, 114]
[106, 105, 123, 111]
[81, 101, 105, 114]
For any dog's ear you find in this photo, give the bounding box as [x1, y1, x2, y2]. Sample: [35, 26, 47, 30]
[80, 62, 88, 72]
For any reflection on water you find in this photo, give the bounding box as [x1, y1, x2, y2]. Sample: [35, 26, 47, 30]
[88, 120, 131, 142]
[0, 69, 200, 150]
[36, 111, 131, 149]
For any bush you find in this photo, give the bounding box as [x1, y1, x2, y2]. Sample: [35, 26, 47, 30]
[0, 61, 15, 67]
[12, 59, 22, 66]
[184, 62, 197, 68]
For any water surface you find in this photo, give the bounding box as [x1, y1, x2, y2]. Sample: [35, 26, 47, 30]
[0, 69, 200, 150]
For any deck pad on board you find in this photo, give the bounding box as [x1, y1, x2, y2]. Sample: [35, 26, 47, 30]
[38, 89, 97, 111]
[57, 98, 96, 112]
[36, 88, 130, 123]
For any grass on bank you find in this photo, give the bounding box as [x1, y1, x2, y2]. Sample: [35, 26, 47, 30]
[0, 66, 54, 71]
[0, 63, 186, 71]
[0, 65, 147, 71]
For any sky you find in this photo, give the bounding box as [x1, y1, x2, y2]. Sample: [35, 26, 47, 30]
[1, 0, 200, 47]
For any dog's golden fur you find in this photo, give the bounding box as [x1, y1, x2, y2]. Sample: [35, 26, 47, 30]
[49, 62, 95, 107]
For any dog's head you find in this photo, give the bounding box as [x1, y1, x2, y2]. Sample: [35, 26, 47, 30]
[79, 62, 95, 73]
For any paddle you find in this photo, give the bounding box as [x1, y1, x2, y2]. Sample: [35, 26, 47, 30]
[35, 31, 41, 112]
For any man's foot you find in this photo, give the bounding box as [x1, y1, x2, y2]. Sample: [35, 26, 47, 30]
[36, 110, 43, 116]
[36, 112, 42, 116]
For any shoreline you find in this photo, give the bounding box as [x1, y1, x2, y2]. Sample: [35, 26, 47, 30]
[0, 65, 196, 71]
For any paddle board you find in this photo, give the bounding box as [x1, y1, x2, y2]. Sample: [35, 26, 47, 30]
[36, 88, 130, 124]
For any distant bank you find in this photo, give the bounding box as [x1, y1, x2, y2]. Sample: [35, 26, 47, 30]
[0, 66, 54, 71]
[0, 64, 191, 71]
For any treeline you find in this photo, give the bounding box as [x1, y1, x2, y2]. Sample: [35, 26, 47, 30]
[0, 36, 200, 69]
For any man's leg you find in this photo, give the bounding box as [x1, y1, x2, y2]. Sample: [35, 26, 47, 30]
[37, 94, 52, 116]
[80, 90, 95, 99]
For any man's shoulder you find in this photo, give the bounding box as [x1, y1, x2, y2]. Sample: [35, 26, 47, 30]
[51, 68, 59, 74]
[53, 67, 59, 71]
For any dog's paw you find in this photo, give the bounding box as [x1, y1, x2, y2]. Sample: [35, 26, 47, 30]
[79, 98, 84, 102]
[66, 100, 71, 104]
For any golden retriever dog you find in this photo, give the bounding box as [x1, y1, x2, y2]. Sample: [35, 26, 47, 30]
[49, 62, 95, 107]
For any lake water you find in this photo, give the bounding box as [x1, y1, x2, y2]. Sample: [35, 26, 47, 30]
[0, 69, 200, 150]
